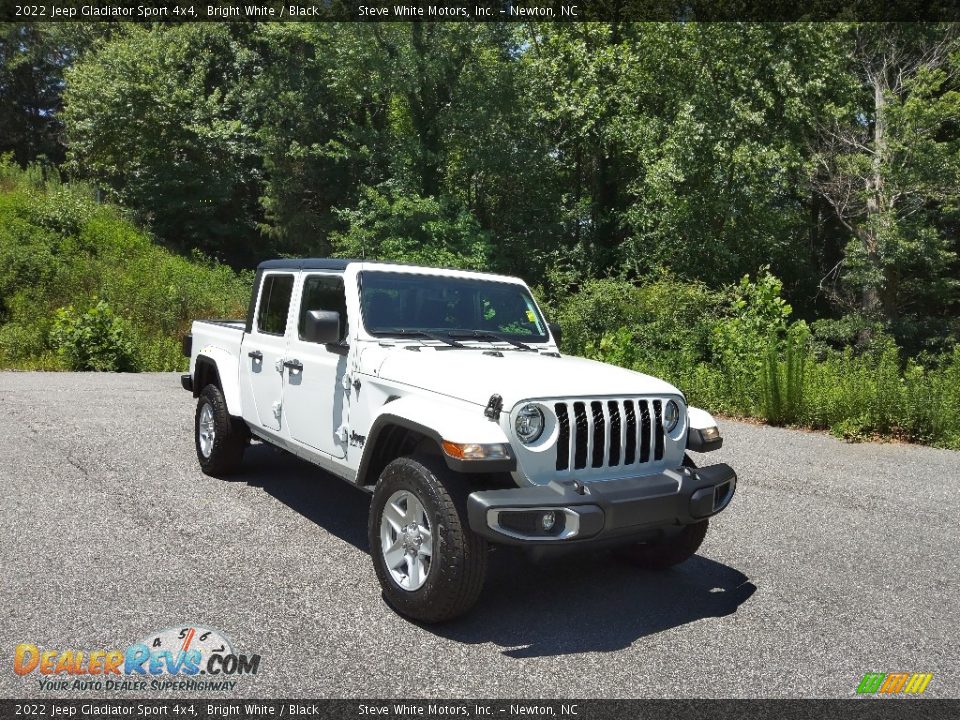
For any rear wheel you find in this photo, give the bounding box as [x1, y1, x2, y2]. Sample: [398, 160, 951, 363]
[616, 519, 709, 570]
[617, 453, 707, 569]
[195, 384, 245, 476]
[368, 455, 487, 623]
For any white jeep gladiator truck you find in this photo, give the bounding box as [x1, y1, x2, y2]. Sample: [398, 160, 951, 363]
[182, 259, 735, 622]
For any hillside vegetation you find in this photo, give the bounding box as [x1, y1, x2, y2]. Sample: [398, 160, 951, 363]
[0, 161, 249, 371]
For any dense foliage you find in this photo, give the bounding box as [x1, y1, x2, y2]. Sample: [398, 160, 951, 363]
[555, 273, 960, 448]
[2, 21, 959, 448]
[0, 161, 249, 371]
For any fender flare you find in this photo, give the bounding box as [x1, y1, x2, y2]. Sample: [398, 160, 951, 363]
[355, 396, 514, 486]
[193, 348, 242, 417]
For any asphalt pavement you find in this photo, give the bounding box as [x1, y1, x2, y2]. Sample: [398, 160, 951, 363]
[0, 372, 957, 699]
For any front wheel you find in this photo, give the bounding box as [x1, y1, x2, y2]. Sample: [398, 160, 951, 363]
[368, 456, 487, 623]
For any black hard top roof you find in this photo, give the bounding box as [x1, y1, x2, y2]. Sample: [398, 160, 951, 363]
[256, 258, 355, 271]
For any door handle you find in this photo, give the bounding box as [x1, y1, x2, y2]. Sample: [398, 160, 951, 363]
[247, 350, 263, 360]
[283, 359, 303, 372]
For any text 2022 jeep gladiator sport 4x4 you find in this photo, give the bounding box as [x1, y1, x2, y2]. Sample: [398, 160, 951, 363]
[182, 259, 736, 622]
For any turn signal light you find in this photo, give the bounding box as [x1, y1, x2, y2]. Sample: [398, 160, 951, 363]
[441, 441, 509, 461]
[701, 426, 721, 441]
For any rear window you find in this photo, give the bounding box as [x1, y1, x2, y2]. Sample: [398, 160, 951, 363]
[256, 274, 294, 336]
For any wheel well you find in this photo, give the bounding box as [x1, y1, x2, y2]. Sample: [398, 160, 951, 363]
[193, 357, 222, 398]
[358, 421, 514, 491]
[360, 424, 439, 488]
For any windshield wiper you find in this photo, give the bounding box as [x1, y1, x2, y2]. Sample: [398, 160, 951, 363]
[376, 328, 464, 348]
[447, 330, 534, 351]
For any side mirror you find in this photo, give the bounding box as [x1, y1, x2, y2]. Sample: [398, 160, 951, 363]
[548, 322, 562, 348]
[303, 310, 341, 344]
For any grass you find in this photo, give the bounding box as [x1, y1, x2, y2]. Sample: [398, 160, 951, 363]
[0, 159, 250, 372]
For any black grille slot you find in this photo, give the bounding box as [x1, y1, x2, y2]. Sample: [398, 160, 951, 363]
[553, 397, 666, 473]
[555, 403, 570, 471]
[590, 401, 605, 467]
[607, 401, 621, 466]
[573, 402, 588, 469]
[639, 400, 651, 463]
[653, 400, 664, 460]
[623, 400, 636, 464]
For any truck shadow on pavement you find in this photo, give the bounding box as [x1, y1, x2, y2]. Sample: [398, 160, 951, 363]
[438, 548, 757, 657]
[238, 445, 757, 658]
[237, 444, 373, 551]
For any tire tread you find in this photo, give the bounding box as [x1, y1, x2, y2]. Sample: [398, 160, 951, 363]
[369, 455, 487, 623]
[195, 384, 245, 477]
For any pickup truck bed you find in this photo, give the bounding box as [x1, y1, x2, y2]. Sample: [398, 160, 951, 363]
[183, 319, 244, 359]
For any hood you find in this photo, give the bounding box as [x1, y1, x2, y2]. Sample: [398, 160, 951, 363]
[362, 346, 681, 407]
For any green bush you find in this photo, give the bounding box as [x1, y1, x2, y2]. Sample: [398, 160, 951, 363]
[557, 275, 719, 359]
[50, 301, 139, 372]
[0, 159, 250, 371]
[761, 321, 809, 426]
[567, 268, 960, 450]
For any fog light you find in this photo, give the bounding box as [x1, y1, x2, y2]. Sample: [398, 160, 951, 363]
[541, 511, 556, 531]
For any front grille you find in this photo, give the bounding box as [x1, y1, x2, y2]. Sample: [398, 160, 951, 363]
[554, 398, 665, 472]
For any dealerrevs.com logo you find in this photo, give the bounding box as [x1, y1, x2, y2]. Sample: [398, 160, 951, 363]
[13, 625, 260, 692]
[856, 673, 934, 696]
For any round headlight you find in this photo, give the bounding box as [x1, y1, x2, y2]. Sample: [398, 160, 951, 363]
[664, 400, 680, 433]
[515, 404, 545, 444]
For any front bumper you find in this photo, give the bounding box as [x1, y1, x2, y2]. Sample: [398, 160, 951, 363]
[466, 463, 736, 545]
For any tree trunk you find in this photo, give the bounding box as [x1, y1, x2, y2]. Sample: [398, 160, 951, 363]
[859, 70, 888, 343]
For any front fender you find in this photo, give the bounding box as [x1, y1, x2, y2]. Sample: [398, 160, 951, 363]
[356, 395, 513, 485]
[687, 406, 717, 431]
[686, 405, 723, 452]
[193, 347, 242, 417]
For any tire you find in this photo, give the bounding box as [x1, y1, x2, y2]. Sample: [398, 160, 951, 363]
[616, 519, 709, 570]
[368, 455, 487, 623]
[195, 384, 246, 477]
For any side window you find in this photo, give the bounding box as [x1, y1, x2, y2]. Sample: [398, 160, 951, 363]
[256, 274, 295, 336]
[299, 275, 348, 342]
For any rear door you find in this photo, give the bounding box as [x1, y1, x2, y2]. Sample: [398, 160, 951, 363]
[283, 273, 350, 458]
[241, 272, 295, 431]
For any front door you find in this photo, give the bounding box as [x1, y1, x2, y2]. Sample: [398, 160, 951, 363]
[283, 273, 350, 458]
[242, 272, 295, 431]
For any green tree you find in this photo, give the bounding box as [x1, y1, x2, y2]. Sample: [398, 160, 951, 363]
[62, 24, 261, 264]
[811, 24, 960, 346]
[248, 24, 375, 256]
[0, 23, 108, 166]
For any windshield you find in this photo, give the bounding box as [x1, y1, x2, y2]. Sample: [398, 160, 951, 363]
[359, 271, 549, 343]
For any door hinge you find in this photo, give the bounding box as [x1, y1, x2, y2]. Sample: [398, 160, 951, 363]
[272, 401, 282, 421]
[335, 423, 349, 443]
